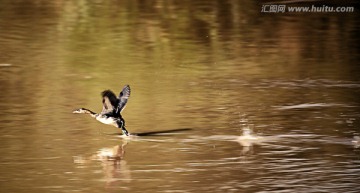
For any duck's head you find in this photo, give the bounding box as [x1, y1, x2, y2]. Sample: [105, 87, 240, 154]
[73, 108, 90, 114]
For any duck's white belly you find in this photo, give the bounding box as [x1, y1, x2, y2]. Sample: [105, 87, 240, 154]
[96, 116, 117, 126]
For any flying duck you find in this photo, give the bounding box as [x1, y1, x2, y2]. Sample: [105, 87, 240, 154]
[73, 85, 131, 136]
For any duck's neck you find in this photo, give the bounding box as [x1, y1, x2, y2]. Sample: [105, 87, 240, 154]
[83, 108, 98, 118]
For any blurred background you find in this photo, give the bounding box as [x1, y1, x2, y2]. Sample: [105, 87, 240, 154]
[0, 0, 359, 192]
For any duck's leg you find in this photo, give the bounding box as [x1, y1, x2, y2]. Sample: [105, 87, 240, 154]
[118, 118, 129, 136]
[121, 125, 129, 136]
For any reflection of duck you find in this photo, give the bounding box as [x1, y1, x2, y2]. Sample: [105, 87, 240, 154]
[73, 141, 128, 164]
[97, 142, 132, 186]
[73, 85, 131, 136]
[73, 141, 131, 186]
[96, 143, 127, 162]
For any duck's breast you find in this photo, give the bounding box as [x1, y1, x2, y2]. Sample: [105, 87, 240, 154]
[96, 115, 117, 125]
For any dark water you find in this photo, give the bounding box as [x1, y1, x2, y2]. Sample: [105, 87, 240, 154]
[0, 1, 360, 192]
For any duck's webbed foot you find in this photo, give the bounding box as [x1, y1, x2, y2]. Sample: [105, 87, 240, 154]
[118, 120, 129, 136]
[122, 126, 129, 136]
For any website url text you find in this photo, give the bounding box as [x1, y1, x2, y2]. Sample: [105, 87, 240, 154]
[261, 5, 354, 13]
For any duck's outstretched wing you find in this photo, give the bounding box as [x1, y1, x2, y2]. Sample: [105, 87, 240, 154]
[116, 85, 130, 114]
[101, 90, 119, 114]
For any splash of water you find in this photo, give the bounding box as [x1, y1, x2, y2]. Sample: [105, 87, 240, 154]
[236, 125, 263, 146]
[352, 136, 360, 148]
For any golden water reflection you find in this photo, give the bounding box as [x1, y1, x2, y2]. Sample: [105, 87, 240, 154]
[0, 0, 359, 192]
[74, 140, 131, 188]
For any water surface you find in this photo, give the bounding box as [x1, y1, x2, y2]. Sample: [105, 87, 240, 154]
[0, 1, 359, 192]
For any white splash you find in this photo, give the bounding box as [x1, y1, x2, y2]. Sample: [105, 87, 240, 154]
[275, 103, 341, 110]
[236, 127, 263, 147]
[352, 136, 360, 148]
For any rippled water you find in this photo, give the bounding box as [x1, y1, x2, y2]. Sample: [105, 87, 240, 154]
[0, 1, 360, 193]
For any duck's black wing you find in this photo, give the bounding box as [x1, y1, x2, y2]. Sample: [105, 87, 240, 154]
[101, 90, 119, 115]
[116, 85, 130, 114]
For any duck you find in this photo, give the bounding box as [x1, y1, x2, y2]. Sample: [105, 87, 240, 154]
[73, 85, 131, 136]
